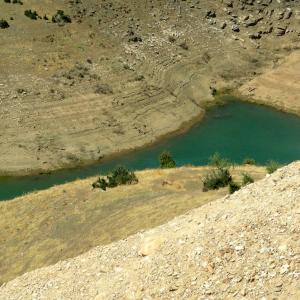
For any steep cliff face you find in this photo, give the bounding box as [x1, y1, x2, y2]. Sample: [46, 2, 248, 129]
[0, 0, 299, 175]
[1, 162, 299, 299]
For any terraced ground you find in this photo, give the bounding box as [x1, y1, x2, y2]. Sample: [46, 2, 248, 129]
[0, 0, 299, 175]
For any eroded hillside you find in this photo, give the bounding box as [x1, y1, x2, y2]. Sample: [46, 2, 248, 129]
[0, 0, 299, 175]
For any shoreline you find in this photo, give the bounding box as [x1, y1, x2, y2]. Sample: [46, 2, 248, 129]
[1, 50, 300, 178]
[1, 91, 300, 178]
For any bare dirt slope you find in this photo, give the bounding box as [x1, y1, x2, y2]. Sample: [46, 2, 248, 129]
[0, 165, 266, 284]
[0, 0, 299, 175]
[1, 162, 299, 299]
[240, 50, 300, 115]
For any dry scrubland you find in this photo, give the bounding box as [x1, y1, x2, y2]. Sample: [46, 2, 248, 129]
[0, 0, 299, 175]
[1, 0, 300, 298]
[0, 162, 299, 299]
[0, 165, 266, 284]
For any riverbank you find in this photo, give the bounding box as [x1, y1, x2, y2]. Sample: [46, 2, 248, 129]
[0, 165, 266, 284]
[0, 0, 299, 176]
[239, 50, 300, 116]
[1, 162, 299, 299]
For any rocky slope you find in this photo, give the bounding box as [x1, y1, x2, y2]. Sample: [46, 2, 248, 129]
[0, 0, 299, 175]
[1, 162, 299, 299]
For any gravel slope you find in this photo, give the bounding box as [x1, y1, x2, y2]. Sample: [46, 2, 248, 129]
[1, 162, 299, 299]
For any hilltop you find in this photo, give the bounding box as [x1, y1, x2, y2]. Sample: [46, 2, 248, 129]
[1, 162, 299, 299]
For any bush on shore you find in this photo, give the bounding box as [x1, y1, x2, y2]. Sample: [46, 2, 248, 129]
[243, 158, 256, 165]
[209, 152, 231, 168]
[159, 151, 176, 169]
[242, 172, 254, 185]
[229, 181, 241, 194]
[266, 160, 281, 174]
[92, 166, 138, 191]
[203, 167, 232, 191]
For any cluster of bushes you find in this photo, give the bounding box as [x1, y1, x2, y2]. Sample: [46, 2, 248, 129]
[23, 9, 71, 23]
[24, 9, 39, 20]
[91, 150, 282, 194]
[92, 166, 138, 191]
[4, 0, 23, 4]
[0, 19, 9, 29]
[52, 10, 71, 23]
[202, 153, 257, 194]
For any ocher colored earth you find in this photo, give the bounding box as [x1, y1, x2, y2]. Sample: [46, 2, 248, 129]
[0, 0, 299, 175]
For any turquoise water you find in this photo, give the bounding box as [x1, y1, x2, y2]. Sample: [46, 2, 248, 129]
[1, 97, 300, 201]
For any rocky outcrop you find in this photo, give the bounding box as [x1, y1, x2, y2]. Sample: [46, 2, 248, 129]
[1, 162, 299, 299]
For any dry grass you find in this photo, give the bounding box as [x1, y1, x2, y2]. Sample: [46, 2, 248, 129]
[0, 166, 266, 284]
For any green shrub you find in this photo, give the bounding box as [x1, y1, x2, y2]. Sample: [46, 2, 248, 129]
[266, 160, 281, 174]
[92, 166, 138, 191]
[203, 167, 232, 191]
[92, 178, 107, 191]
[24, 9, 38, 20]
[243, 158, 256, 165]
[52, 10, 71, 23]
[12, 0, 23, 4]
[229, 181, 241, 194]
[242, 172, 254, 185]
[208, 152, 231, 168]
[4, 0, 11, 3]
[0, 19, 9, 29]
[159, 151, 176, 168]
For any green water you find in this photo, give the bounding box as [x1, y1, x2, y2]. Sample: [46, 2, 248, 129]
[1, 97, 300, 201]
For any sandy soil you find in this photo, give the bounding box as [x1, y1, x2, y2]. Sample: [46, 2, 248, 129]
[240, 51, 300, 115]
[0, 165, 266, 284]
[0, 0, 299, 176]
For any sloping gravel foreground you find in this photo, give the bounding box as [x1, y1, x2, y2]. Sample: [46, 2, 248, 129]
[1, 162, 299, 300]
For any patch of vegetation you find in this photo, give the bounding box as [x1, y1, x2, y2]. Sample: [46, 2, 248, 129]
[24, 9, 39, 20]
[179, 41, 189, 50]
[0, 19, 9, 29]
[208, 152, 231, 168]
[3, 0, 22, 3]
[229, 181, 241, 194]
[92, 166, 138, 191]
[242, 172, 254, 186]
[168, 35, 176, 43]
[52, 10, 71, 23]
[94, 83, 113, 95]
[243, 158, 256, 165]
[159, 151, 176, 169]
[266, 160, 281, 174]
[203, 167, 232, 191]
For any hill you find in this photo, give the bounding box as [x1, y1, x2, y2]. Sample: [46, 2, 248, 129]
[0, 162, 299, 299]
[0, 165, 266, 284]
